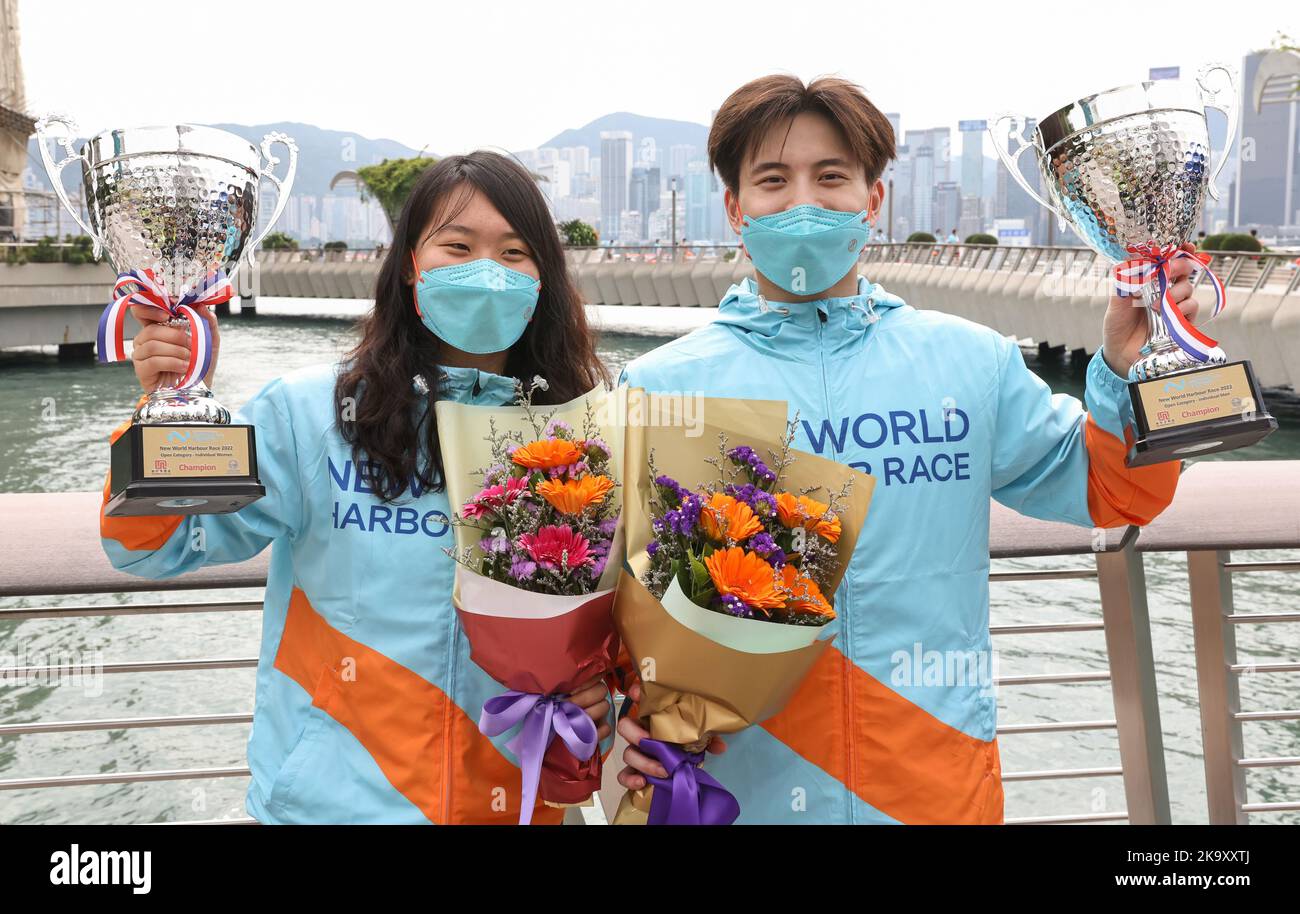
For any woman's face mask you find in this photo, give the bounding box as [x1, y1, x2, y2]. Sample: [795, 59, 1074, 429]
[410, 251, 540, 354]
[740, 204, 873, 296]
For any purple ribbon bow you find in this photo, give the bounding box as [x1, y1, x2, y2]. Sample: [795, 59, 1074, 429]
[479, 690, 599, 825]
[640, 738, 740, 826]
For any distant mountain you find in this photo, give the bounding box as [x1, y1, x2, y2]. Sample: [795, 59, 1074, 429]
[535, 111, 710, 166]
[25, 122, 427, 200]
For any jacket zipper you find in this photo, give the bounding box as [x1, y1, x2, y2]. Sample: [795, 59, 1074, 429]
[815, 310, 855, 825]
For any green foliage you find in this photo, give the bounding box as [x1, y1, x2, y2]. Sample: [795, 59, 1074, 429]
[558, 219, 599, 247]
[1218, 233, 1263, 252]
[906, 231, 937, 243]
[261, 231, 299, 251]
[323, 240, 348, 252]
[355, 157, 438, 228]
[1199, 233, 1225, 251]
[3, 235, 97, 264]
[964, 233, 998, 245]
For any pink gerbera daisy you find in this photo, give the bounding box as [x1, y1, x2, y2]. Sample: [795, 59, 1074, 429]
[518, 525, 594, 572]
[463, 475, 529, 519]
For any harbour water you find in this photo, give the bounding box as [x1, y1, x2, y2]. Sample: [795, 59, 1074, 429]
[1, 298, 1297, 824]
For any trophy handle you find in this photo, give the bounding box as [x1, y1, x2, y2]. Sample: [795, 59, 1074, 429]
[243, 131, 299, 269]
[1196, 63, 1238, 203]
[988, 114, 1066, 221]
[33, 115, 105, 258]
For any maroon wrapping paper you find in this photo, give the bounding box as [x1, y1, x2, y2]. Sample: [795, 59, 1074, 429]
[455, 581, 619, 806]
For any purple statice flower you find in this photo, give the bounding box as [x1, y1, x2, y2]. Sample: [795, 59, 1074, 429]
[727, 445, 776, 485]
[646, 540, 661, 557]
[581, 438, 612, 460]
[653, 474, 689, 506]
[550, 459, 589, 479]
[748, 531, 787, 567]
[724, 482, 778, 518]
[590, 553, 609, 579]
[509, 558, 538, 581]
[661, 492, 703, 537]
[543, 418, 573, 439]
[483, 529, 511, 554]
[598, 515, 619, 537]
[718, 593, 755, 618]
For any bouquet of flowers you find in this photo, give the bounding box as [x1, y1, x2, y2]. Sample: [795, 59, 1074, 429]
[436, 378, 625, 825]
[613, 388, 875, 825]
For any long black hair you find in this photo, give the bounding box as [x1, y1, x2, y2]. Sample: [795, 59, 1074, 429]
[334, 151, 609, 502]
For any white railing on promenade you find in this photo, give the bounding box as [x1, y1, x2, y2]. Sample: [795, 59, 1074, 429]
[1, 461, 1297, 824]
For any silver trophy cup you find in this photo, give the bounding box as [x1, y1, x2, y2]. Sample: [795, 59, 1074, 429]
[990, 65, 1276, 465]
[35, 120, 298, 513]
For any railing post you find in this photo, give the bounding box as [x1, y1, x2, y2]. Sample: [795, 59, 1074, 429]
[1186, 549, 1250, 824]
[1095, 542, 1171, 824]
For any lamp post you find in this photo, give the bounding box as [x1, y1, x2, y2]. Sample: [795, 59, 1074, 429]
[887, 177, 894, 243]
[670, 176, 678, 261]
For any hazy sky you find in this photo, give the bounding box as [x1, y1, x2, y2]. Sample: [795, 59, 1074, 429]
[14, 0, 1297, 157]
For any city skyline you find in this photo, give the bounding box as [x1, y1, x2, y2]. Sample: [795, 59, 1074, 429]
[12, 1, 1292, 158]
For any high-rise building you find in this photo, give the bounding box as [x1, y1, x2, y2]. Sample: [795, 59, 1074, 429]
[910, 145, 934, 234]
[537, 159, 571, 204]
[1232, 49, 1300, 231]
[669, 144, 696, 184]
[885, 113, 902, 149]
[932, 182, 962, 238]
[891, 144, 913, 239]
[904, 128, 951, 184]
[958, 120, 986, 201]
[996, 116, 1043, 241]
[685, 160, 714, 241]
[629, 165, 662, 240]
[559, 145, 590, 175]
[599, 131, 631, 241]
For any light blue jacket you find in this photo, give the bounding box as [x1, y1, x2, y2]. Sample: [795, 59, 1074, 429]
[618, 274, 1180, 824]
[100, 363, 594, 824]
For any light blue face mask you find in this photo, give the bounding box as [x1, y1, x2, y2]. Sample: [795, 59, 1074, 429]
[740, 204, 872, 296]
[411, 255, 540, 355]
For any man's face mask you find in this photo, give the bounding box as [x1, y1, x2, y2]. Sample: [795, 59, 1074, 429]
[740, 204, 872, 296]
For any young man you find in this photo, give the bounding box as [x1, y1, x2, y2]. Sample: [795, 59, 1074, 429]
[615, 75, 1198, 824]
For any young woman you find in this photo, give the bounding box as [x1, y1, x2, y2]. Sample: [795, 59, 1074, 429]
[100, 151, 613, 824]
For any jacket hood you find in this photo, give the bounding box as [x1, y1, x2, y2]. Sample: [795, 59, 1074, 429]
[711, 274, 906, 362]
[414, 365, 517, 406]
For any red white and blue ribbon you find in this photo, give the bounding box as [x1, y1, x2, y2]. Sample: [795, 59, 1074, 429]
[97, 268, 232, 389]
[1114, 243, 1226, 364]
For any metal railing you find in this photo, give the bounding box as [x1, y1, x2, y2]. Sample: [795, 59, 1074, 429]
[1, 461, 1298, 824]
[859, 242, 1300, 296]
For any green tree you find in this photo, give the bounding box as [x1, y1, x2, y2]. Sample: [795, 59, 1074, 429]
[964, 233, 998, 245]
[323, 240, 348, 252]
[261, 231, 299, 251]
[906, 231, 938, 243]
[558, 219, 599, 247]
[355, 157, 438, 229]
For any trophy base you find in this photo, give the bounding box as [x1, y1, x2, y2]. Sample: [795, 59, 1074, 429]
[1126, 359, 1278, 467]
[108, 422, 265, 516]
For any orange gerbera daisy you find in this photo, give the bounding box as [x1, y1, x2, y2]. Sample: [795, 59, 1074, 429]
[774, 492, 842, 544]
[779, 563, 835, 620]
[537, 474, 615, 515]
[699, 492, 763, 543]
[704, 547, 785, 612]
[511, 439, 583, 471]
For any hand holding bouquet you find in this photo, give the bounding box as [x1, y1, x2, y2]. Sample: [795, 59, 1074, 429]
[436, 378, 625, 824]
[614, 389, 875, 825]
